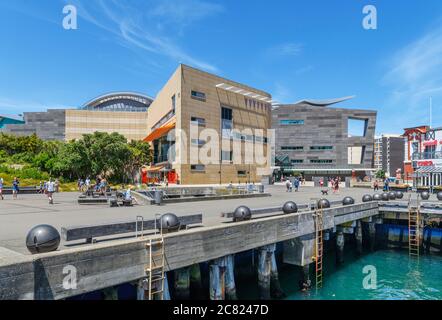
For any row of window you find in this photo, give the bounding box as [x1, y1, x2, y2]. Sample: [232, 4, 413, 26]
[280, 119, 304, 125]
[244, 98, 270, 111]
[190, 164, 248, 176]
[281, 146, 333, 151]
[289, 159, 334, 164]
[190, 90, 270, 113]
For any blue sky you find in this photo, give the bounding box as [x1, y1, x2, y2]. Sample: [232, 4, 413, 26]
[1, 0, 442, 134]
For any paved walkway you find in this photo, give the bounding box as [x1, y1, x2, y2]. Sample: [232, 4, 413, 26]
[0, 185, 372, 254]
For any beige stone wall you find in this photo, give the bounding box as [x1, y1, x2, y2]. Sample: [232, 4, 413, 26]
[145, 64, 272, 184]
[146, 67, 181, 131]
[65, 110, 149, 141]
[179, 65, 272, 184]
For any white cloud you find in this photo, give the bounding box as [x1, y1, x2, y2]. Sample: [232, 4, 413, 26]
[68, 0, 220, 73]
[266, 43, 303, 57]
[383, 26, 442, 111]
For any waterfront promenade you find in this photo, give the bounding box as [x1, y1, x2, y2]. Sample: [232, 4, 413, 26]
[0, 185, 372, 254]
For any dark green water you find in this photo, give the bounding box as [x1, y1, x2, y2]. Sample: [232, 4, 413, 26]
[282, 250, 442, 300]
[236, 248, 442, 300]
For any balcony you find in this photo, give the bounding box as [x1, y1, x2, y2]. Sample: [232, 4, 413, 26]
[412, 151, 442, 160]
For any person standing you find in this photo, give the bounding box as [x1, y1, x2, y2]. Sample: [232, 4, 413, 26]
[384, 178, 390, 192]
[285, 178, 291, 192]
[85, 177, 91, 193]
[47, 179, 55, 204]
[373, 180, 379, 191]
[294, 178, 300, 192]
[0, 177, 4, 200]
[12, 177, 19, 200]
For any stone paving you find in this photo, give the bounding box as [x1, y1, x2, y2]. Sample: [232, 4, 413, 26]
[0, 185, 374, 254]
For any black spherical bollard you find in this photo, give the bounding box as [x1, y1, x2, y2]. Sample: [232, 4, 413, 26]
[437, 192, 442, 201]
[373, 194, 382, 201]
[233, 206, 252, 222]
[282, 201, 298, 214]
[381, 193, 390, 201]
[159, 213, 181, 232]
[342, 197, 355, 206]
[388, 192, 397, 200]
[395, 191, 404, 199]
[362, 194, 373, 203]
[420, 191, 430, 200]
[317, 199, 330, 209]
[26, 224, 60, 254]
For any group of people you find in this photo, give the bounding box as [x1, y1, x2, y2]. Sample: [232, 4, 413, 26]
[77, 176, 108, 195]
[320, 177, 341, 194]
[285, 177, 301, 192]
[0, 177, 20, 200]
[38, 179, 57, 204]
[373, 178, 391, 192]
[0, 177, 56, 204]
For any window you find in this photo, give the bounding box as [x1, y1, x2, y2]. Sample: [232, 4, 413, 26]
[221, 150, 233, 162]
[310, 146, 333, 151]
[171, 94, 176, 113]
[191, 164, 205, 172]
[221, 107, 233, 138]
[291, 159, 304, 164]
[310, 159, 333, 164]
[191, 117, 206, 126]
[191, 139, 206, 146]
[348, 118, 367, 137]
[191, 90, 206, 101]
[280, 119, 304, 125]
[281, 146, 304, 151]
[237, 170, 247, 177]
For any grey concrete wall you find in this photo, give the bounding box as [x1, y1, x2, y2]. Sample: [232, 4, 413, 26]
[2, 109, 66, 141]
[272, 103, 377, 171]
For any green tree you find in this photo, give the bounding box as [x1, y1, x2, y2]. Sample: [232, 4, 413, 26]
[124, 140, 152, 183]
[376, 170, 386, 179]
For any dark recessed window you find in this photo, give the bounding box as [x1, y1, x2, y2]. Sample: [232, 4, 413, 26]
[191, 117, 206, 126]
[281, 146, 304, 151]
[221, 150, 233, 162]
[310, 146, 333, 151]
[171, 94, 176, 113]
[310, 159, 333, 164]
[291, 159, 304, 164]
[191, 139, 206, 146]
[191, 164, 205, 171]
[191, 90, 206, 101]
[221, 107, 233, 138]
[237, 170, 247, 177]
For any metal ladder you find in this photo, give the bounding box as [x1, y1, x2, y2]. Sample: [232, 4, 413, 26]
[136, 215, 166, 300]
[145, 236, 165, 300]
[408, 195, 420, 258]
[314, 201, 324, 290]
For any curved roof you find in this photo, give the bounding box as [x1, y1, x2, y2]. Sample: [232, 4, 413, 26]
[293, 96, 355, 107]
[82, 92, 154, 112]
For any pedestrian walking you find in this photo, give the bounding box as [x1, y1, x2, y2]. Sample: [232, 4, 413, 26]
[12, 177, 19, 200]
[47, 178, 55, 204]
[294, 178, 300, 192]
